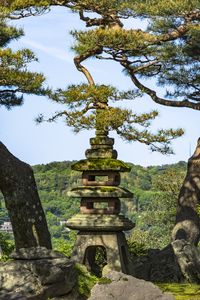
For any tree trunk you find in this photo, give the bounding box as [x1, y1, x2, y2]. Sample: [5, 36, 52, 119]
[171, 138, 200, 245]
[0, 142, 52, 250]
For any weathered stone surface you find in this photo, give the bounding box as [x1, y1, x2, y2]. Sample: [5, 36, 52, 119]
[0, 293, 27, 300]
[172, 138, 200, 245]
[52, 289, 86, 300]
[131, 241, 200, 284]
[85, 148, 118, 159]
[0, 249, 77, 300]
[131, 244, 183, 283]
[73, 232, 132, 274]
[0, 142, 52, 250]
[71, 158, 130, 172]
[11, 246, 65, 260]
[66, 213, 135, 231]
[90, 136, 114, 146]
[88, 271, 175, 300]
[172, 239, 200, 283]
[67, 186, 133, 198]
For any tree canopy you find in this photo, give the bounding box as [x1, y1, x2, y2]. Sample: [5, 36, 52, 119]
[1, 0, 199, 153]
[0, 13, 46, 108]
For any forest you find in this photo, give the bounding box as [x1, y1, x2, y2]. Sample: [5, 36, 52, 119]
[0, 159, 187, 256]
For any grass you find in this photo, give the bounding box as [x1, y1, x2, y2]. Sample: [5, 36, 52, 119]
[158, 283, 200, 300]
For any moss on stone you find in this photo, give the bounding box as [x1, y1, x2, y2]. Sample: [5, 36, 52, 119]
[90, 136, 114, 146]
[158, 283, 200, 300]
[75, 263, 111, 298]
[71, 158, 131, 172]
[68, 186, 133, 198]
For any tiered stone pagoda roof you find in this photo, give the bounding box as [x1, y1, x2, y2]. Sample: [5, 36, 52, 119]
[66, 213, 134, 231]
[66, 129, 134, 232]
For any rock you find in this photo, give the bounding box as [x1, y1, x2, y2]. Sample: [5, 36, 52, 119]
[0, 293, 27, 300]
[11, 246, 65, 260]
[88, 271, 175, 300]
[172, 239, 200, 283]
[171, 138, 200, 246]
[0, 248, 77, 300]
[131, 244, 183, 283]
[52, 289, 86, 300]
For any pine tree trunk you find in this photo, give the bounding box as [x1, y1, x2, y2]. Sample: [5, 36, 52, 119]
[171, 138, 200, 246]
[0, 142, 52, 250]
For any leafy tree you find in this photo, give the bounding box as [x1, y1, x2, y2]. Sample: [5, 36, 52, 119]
[130, 167, 185, 248]
[4, 0, 200, 153]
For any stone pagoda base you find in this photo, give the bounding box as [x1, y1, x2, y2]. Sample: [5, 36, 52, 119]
[72, 231, 132, 274]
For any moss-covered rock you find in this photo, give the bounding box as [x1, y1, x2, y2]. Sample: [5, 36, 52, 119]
[75, 264, 111, 298]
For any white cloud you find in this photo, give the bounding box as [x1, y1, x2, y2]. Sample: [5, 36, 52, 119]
[22, 39, 74, 64]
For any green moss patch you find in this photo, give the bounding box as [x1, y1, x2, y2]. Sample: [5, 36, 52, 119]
[158, 283, 200, 300]
[75, 263, 111, 298]
[71, 158, 131, 172]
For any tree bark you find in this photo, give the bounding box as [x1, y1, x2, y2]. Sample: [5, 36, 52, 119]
[172, 138, 200, 245]
[0, 142, 52, 250]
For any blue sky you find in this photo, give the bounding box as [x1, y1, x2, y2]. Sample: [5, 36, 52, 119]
[0, 7, 199, 166]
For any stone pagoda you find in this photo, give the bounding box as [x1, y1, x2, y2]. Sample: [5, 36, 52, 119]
[66, 128, 135, 274]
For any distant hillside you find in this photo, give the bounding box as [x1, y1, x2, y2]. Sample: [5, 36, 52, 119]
[0, 160, 187, 247]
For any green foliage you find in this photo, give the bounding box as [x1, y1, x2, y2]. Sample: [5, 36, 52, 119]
[0, 14, 47, 108]
[0, 232, 14, 260]
[71, 28, 157, 55]
[7, 0, 197, 153]
[128, 166, 186, 249]
[127, 238, 148, 257]
[196, 204, 200, 217]
[128, 0, 199, 16]
[158, 283, 200, 300]
[0, 160, 186, 251]
[75, 263, 111, 298]
[52, 230, 77, 257]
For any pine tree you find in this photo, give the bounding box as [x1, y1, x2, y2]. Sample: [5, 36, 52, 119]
[0, 17, 46, 108]
[3, 0, 199, 153]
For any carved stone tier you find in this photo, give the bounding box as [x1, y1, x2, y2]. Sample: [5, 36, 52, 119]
[72, 158, 131, 172]
[82, 171, 120, 186]
[66, 214, 135, 231]
[80, 198, 120, 214]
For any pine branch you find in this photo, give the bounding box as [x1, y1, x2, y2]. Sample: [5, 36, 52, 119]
[74, 47, 103, 85]
[122, 61, 200, 110]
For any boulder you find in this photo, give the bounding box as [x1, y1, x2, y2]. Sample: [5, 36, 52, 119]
[131, 244, 183, 283]
[0, 247, 77, 300]
[172, 239, 200, 283]
[11, 246, 65, 260]
[131, 240, 200, 284]
[88, 271, 175, 300]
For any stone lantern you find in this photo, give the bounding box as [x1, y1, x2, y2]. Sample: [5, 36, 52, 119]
[66, 129, 134, 274]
